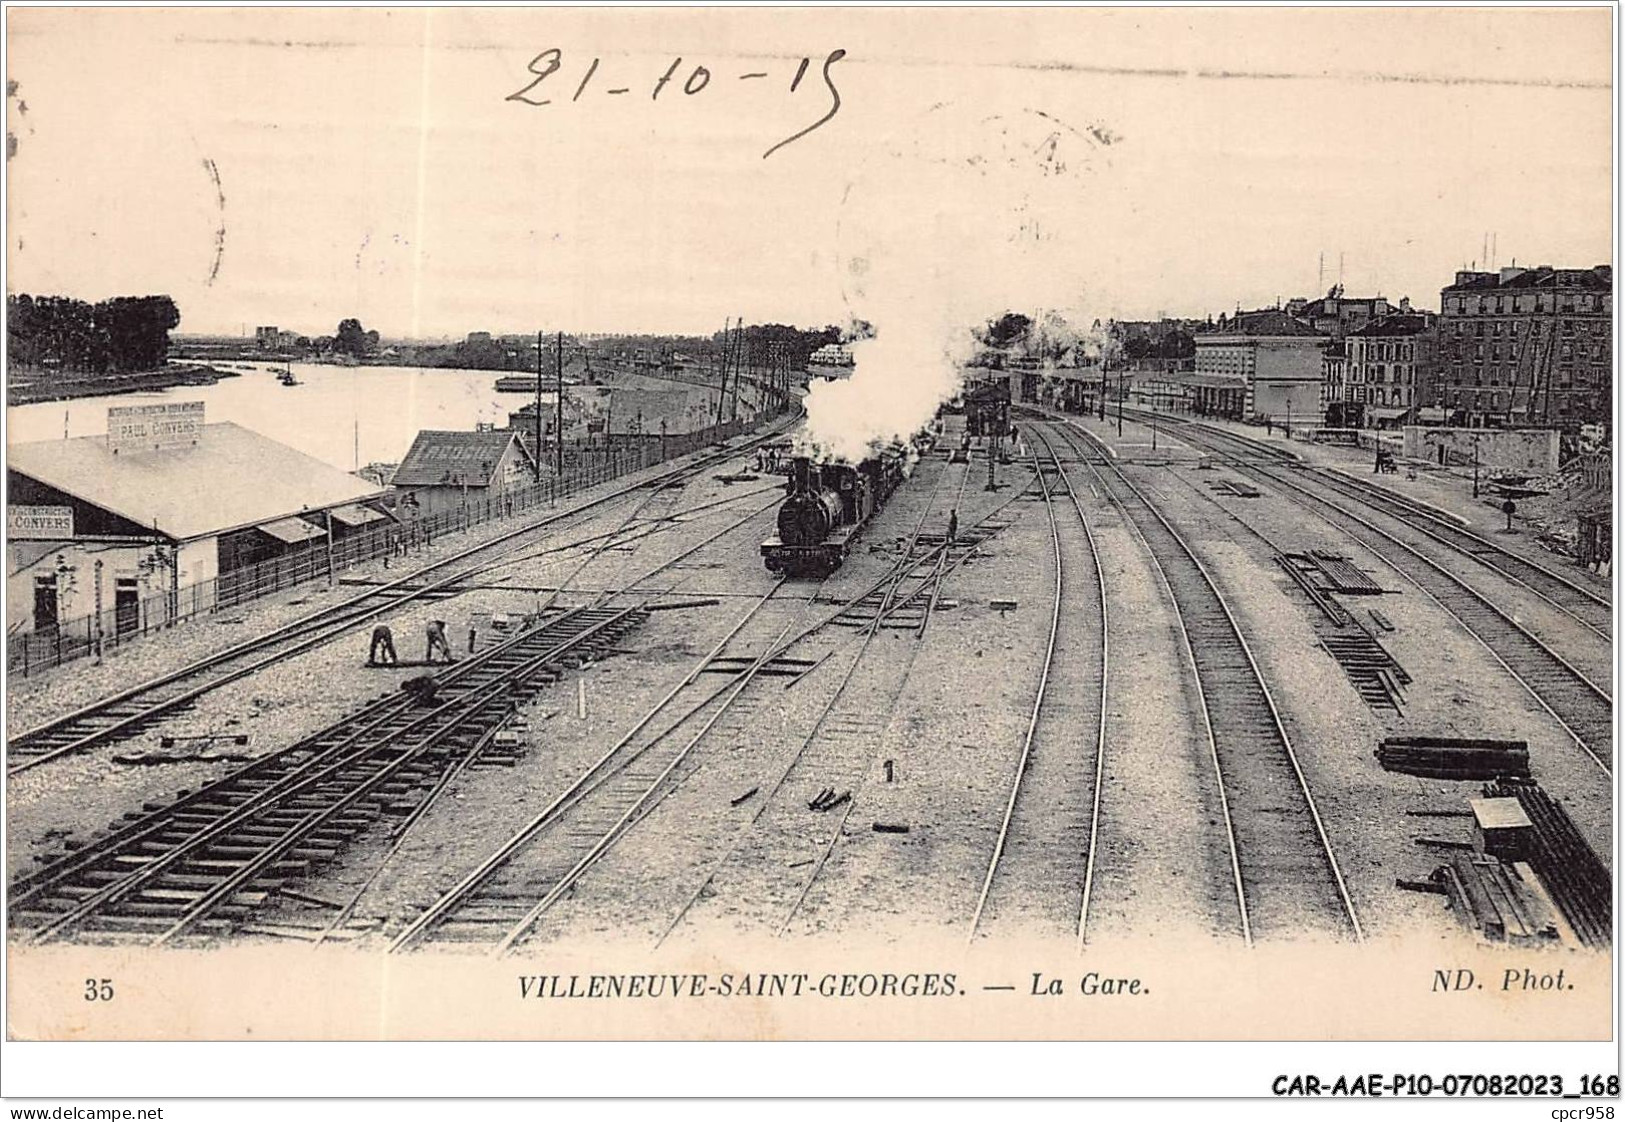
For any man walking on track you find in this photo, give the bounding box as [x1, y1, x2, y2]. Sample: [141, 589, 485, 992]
[369, 625, 398, 666]
[425, 619, 454, 663]
[947, 509, 958, 545]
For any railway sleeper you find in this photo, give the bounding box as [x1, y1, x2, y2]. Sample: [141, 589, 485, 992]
[107, 869, 294, 891]
[179, 858, 310, 877]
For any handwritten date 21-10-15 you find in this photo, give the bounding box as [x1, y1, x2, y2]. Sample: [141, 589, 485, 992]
[507, 49, 847, 159]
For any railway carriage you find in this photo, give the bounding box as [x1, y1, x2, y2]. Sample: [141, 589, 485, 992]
[761, 451, 904, 576]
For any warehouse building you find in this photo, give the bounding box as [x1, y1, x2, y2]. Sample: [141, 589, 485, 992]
[390, 429, 537, 519]
[7, 420, 389, 640]
[1437, 264, 1612, 430]
[1194, 309, 1329, 424]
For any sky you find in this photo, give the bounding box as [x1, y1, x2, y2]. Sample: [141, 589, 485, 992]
[5, 7, 1614, 340]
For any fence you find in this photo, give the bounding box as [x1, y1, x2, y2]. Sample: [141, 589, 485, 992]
[9, 413, 767, 678]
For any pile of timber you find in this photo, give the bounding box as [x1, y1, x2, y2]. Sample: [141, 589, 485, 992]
[1311, 550, 1385, 594]
[1483, 778, 1611, 948]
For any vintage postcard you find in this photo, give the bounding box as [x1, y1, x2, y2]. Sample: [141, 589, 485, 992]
[2, 3, 1616, 1077]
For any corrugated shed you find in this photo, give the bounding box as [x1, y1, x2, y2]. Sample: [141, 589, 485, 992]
[8, 422, 386, 542]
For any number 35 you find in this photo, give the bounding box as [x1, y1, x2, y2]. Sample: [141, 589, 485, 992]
[83, 978, 114, 1002]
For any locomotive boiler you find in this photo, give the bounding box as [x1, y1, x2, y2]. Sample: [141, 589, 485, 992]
[761, 452, 904, 576]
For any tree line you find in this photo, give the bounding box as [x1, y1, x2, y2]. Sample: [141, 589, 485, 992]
[8, 294, 181, 377]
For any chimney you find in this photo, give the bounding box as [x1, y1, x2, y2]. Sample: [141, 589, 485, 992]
[791, 455, 812, 493]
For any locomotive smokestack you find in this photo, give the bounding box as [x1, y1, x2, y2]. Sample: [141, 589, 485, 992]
[791, 456, 811, 493]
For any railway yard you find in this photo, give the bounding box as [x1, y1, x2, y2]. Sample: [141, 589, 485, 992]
[5, 403, 1614, 956]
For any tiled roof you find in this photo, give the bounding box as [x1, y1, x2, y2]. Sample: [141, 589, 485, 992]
[7, 422, 386, 542]
[391, 430, 531, 487]
[1199, 310, 1326, 338]
[1349, 313, 1434, 338]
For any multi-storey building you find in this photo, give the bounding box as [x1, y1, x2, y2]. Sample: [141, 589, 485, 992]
[1437, 265, 1612, 431]
[1343, 312, 1438, 427]
[1320, 341, 1349, 424]
[1193, 309, 1328, 422]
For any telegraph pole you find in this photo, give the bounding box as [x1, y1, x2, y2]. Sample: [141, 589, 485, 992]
[534, 331, 544, 482]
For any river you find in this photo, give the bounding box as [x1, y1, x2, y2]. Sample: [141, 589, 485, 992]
[5, 363, 559, 472]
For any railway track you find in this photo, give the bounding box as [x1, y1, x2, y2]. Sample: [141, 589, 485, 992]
[8, 419, 796, 773]
[1045, 417, 1364, 944]
[967, 430, 1108, 945]
[10, 484, 793, 945]
[387, 589, 797, 952]
[9, 603, 648, 944]
[1123, 414, 1614, 777]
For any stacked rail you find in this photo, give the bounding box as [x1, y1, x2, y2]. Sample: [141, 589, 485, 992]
[10, 604, 648, 944]
[8, 420, 795, 774]
[968, 430, 1109, 944]
[1046, 419, 1364, 944]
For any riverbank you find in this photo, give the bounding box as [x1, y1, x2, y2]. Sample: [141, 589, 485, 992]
[7, 362, 239, 406]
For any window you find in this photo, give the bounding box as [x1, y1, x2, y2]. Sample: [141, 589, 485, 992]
[114, 578, 140, 637]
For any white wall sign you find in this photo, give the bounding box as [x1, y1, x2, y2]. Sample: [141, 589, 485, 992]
[107, 401, 205, 452]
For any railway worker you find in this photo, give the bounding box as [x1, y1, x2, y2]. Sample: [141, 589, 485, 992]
[369, 624, 398, 666]
[947, 509, 958, 545]
[425, 619, 454, 663]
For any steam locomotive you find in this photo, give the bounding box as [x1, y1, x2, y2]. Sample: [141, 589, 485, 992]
[761, 452, 905, 576]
